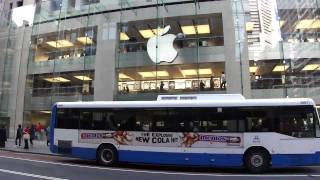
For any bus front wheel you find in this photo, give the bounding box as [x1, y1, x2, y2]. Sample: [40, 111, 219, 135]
[97, 145, 118, 166]
[244, 148, 270, 173]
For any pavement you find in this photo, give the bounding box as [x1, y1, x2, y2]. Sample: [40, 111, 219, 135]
[0, 139, 52, 155]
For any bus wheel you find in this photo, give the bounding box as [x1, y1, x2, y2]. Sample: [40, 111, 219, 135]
[244, 149, 270, 173]
[97, 145, 117, 166]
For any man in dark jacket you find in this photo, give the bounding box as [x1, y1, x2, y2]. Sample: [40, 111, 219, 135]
[15, 124, 22, 146]
[0, 126, 7, 148]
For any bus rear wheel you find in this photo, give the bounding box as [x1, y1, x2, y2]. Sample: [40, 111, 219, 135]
[244, 149, 270, 173]
[97, 145, 117, 166]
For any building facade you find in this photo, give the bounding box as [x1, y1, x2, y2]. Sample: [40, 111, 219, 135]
[0, 0, 319, 138]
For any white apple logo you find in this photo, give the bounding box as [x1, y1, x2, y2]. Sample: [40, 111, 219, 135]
[147, 25, 178, 64]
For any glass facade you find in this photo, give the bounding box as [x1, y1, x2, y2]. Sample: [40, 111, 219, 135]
[116, 13, 227, 100]
[0, 0, 319, 137]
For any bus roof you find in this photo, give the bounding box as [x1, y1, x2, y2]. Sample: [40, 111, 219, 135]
[55, 97, 316, 109]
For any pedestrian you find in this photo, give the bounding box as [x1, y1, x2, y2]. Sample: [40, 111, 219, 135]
[35, 122, 43, 140]
[15, 124, 22, 146]
[30, 125, 36, 146]
[46, 126, 50, 146]
[200, 80, 205, 91]
[210, 76, 214, 90]
[160, 81, 164, 92]
[220, 71, 226, 90]
[0, 126, 7, 148]
[23, 127, 30, 149]
[125, 86, 129, 94]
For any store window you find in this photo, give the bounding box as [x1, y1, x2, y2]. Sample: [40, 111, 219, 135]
[27, 71, 94, 97]
[116, 13, 225, 97]
[31, 26, 97, 62]
[118, 62, 225, 94]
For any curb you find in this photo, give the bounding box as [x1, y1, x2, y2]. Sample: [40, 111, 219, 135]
[0, 148, 62, 157]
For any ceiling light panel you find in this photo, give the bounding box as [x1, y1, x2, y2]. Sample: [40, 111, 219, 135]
[43, 77, 70, 83]
[197, 25, 210, 34]
[199, 68, 212, 75]
[120, 32, 130, 41]
[139, 29, 155, 38]
[249, 66, 258, 73]
[181, 69, 197, 76]
[77, 37, 93, 45]
[74, 76, 92, 81]
[302, 64, 320, 71]
[181, 26, 196, 35]
[272, 65, 289, 72]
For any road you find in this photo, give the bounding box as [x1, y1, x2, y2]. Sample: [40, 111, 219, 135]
[0, 151, 320, 180]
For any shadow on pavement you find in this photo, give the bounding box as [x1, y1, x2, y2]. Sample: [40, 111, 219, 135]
[59, 159, 316, 175]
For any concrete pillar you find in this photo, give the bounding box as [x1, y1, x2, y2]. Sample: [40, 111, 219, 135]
[94, 15, 117, 101]
[222, 0, 251, 98]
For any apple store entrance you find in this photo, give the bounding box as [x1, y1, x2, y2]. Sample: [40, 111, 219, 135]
[116, 13, 226, 100]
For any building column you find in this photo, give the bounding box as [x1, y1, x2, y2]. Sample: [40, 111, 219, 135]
[94, 16, 117, 101]
[10, 26, 32, 138]
[222, 0, 251, 98]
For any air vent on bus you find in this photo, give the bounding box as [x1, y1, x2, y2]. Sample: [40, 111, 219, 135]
[157, 94, 245, 101]
[161, 96, 178, 100]
[180, 96, 197, 100]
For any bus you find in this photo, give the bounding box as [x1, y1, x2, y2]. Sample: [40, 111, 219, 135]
[49, 94, 320, 173]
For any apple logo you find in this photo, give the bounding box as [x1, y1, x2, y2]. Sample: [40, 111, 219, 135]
[147, 25, 178, 64]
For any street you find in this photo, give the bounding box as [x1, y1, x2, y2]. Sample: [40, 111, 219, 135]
[0, 151, 320, 180]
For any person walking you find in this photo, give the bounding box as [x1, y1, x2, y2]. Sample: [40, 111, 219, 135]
[200, 80, 205, 91]
[23, 127, 30, 149]
[210, 76, 214, 90]
[46, 126, 50, 146]
[160, 81, 164, 92]
[15, 124, 22, 146]
[220, 72, 226, 90]
[0, 126, 7, 148]
[29, 125, 35, 146]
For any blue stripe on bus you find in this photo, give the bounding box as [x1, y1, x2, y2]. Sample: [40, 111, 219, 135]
[51, 145, 320, 167]
[49, 104, 57, 153]
[272, 152, 320, 167]
[118, 150, 243, 166]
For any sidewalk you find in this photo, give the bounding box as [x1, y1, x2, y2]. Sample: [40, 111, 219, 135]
[0, 138, 53, 155]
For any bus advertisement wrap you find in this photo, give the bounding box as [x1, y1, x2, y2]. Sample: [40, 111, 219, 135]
[79, 131, 243, 148]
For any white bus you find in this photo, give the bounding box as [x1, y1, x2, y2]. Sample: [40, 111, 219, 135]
[49, 94, 320, 173]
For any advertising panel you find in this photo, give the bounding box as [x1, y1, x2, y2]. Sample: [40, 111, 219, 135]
[79, 131, 243, 148]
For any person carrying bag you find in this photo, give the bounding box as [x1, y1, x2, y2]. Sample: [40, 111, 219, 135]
[23, 127, 30, 149]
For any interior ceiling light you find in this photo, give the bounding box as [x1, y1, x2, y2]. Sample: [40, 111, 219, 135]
[295, 19, 320, 29]
[139, 29, 155, 39]
[181, 24, 210, 35]
[43, 77, 70, 83]
[46, 40, 74, 48]
[199, 68, 212, 75]
[181, 69, 197, 76]
[279, 20, 285, 28]
[249, 66, 258, 73]
[302, 64, 320, 71]
[120, 32, 130, 41]
[74, 76, 92, 81]
[197, 25, 210, 34]
[181, 26, 196, 35]
[272, 65, 289, 72]
[245, 22, 254, 32]
[77, 37, 93, 45]
[138, 71, 169, 78]
[154, 71, 169, 77]
[138, 71, 156, 78]
[119, 73, 133, 79]
[40, 111, 51, 114]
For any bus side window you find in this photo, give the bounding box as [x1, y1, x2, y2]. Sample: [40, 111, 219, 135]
[57, 109, 79, 129]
